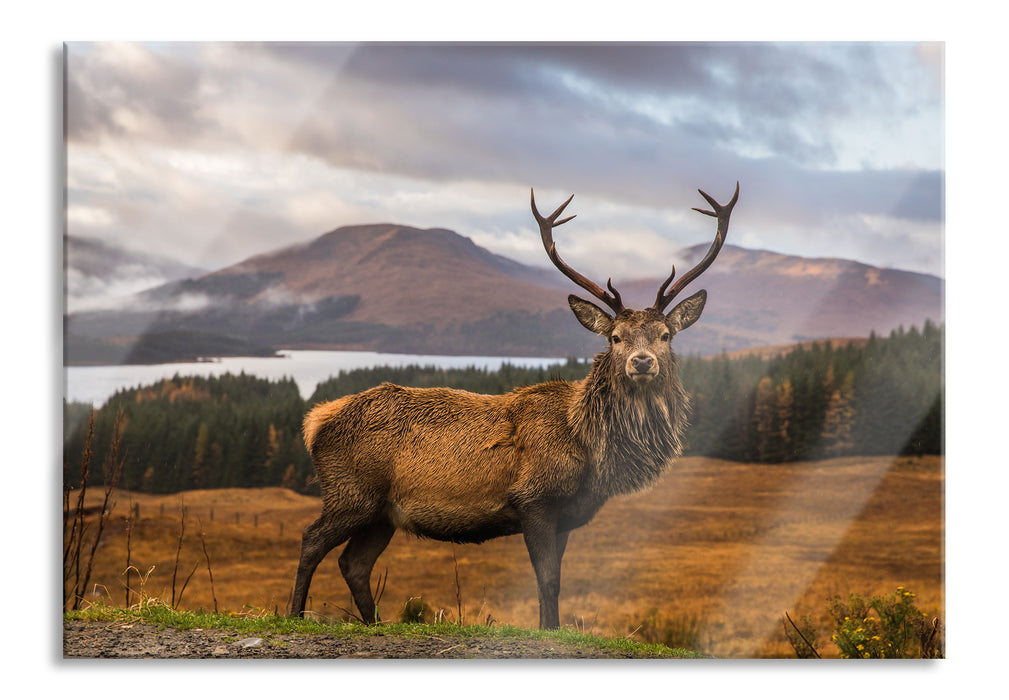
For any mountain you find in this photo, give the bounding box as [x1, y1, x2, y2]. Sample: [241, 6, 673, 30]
[64, 224, 943, 365]
[620, 244, 944, 352]
[208, 223, 567, 327]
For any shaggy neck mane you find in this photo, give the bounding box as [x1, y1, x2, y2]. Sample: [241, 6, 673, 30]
[571, 349, 691, 496]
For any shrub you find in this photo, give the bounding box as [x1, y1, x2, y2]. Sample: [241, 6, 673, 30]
[787, 587, 943, 659]
[399, 597, 433, 624]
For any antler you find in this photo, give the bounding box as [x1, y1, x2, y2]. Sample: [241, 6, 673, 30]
[531, 189, 625, 315]
[652, 182, 739, 313]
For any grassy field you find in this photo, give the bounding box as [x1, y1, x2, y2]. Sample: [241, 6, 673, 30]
[66, 454, 943, 658]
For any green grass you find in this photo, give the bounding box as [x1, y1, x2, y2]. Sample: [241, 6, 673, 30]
[65, 602, 705, 658]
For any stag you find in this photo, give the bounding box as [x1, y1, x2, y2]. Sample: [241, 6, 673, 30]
[291, 183, 739, 628]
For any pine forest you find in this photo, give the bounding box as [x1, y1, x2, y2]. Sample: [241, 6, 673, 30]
[63, 321, 943, 495]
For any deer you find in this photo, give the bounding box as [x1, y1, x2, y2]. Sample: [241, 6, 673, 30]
[290, 182, 739, 629]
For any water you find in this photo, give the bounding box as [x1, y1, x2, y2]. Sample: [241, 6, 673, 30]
[64, 349, 569, 407]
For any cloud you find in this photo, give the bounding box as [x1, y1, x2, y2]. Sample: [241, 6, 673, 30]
[276, 43, 941, 220]
[64, 41, 944, 286]
[67, 43, 208, 144]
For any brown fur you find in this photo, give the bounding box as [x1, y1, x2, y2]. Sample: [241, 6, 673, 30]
[290, 185, 737, 628]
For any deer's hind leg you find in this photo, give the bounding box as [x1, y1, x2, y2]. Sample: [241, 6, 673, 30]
[339, 516, 396, 623]
[290, 484, 386, 619]
[290, 514, 356, 618]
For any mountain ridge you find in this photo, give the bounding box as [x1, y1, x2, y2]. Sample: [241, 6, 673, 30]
[64, 224, 943, 364]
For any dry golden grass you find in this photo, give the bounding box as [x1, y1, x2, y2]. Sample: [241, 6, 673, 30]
[69, 455, 943, 658]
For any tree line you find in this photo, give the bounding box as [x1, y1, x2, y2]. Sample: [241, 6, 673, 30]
[679, 320, 943, 461]
[63, 321, 942, 495]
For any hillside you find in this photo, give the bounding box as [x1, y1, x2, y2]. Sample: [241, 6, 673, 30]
[65, 225, 943, 364]
[620, 244, 944, 351]
[211, 224, 566, 326]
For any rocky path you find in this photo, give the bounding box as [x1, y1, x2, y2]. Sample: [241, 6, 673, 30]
[62, 620, 656, 659]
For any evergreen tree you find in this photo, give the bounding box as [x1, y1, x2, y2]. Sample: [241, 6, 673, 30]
[753, 376, 776, 462]
[821, 368, 857, 457]
[191, 422, 210, 489]
[771, 378, 794, 461]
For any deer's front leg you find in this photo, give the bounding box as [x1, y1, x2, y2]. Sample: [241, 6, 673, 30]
[520, 504, 563, 629]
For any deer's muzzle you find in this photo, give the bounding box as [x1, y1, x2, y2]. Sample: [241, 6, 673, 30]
[626, 353, 659, 383]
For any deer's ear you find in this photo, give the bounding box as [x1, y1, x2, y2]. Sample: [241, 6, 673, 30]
[665, 289, 707, 334]
[569, 295, 613, 336]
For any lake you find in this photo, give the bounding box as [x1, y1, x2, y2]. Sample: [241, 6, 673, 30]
[64, 349, 569, 407]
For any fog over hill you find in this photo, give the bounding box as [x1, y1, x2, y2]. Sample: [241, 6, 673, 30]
[66, 236, 207, 313]
[65, 226, 943, 365]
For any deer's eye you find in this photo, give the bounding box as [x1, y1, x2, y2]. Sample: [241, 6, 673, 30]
[661, 332, 671, 342]
[611, 335, 622, 344]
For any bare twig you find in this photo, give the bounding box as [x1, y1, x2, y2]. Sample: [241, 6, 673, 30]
[784, 610, 821, 659]
[922, 616, 942, 658]
[175, 562, 200, 609]
[64, 409, 94, 611]
[171, 499, 186, 607]
[452, 547, 464, 626]
[436, 643, 465, 655]
[80, 408, 126, 599]
[64, 408, 127, 611]
[124, 498, 135, 608]
[198, 519, 218, 614]
[328, 603, 363, 623]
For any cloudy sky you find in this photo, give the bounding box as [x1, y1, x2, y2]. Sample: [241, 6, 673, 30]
[65, 41, 943, 307]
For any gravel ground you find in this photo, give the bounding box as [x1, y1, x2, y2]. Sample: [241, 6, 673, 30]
[62, 620, 660, 659]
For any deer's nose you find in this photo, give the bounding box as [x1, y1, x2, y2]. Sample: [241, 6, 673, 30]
[631, 354, 654, 373]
